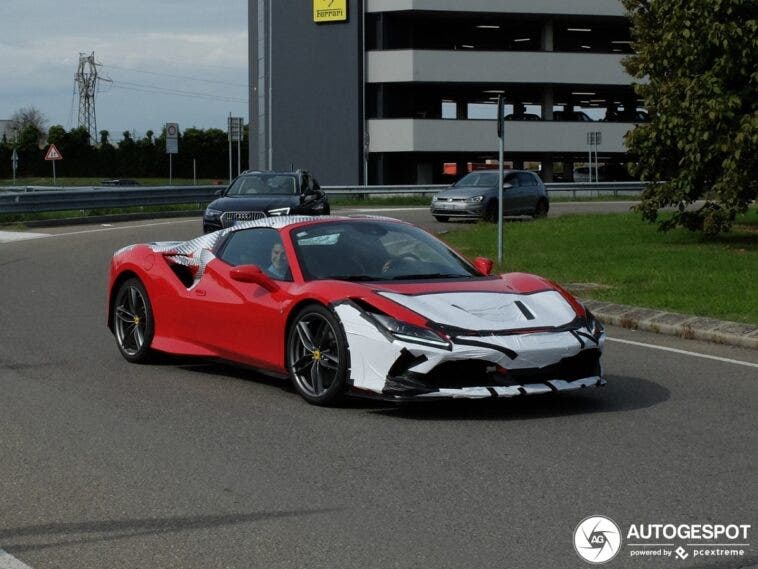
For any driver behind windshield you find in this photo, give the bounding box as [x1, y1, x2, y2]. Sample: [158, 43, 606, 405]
[267, 241, 290, 280]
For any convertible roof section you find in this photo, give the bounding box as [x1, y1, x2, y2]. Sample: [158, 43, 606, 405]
[151, 214, 401, 256]
[145, 214, 402, 288]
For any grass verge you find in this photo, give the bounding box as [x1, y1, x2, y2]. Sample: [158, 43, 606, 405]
[442, 210, 758, 324]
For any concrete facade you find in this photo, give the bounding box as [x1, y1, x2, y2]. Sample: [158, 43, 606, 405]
[249, 1, 638, 184]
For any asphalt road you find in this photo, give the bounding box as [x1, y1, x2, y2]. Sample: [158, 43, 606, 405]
[1, 213, 756, 569]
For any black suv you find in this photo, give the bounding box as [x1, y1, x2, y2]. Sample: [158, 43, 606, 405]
[203, 169, 330, 233]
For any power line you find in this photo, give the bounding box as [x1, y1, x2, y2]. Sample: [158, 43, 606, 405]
[105, 63, 248, 88]
[109, 81, 246, 104]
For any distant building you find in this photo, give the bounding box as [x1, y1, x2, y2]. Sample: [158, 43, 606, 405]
[249, 1, 640, 184]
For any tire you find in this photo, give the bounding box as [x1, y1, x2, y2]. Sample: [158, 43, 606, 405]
[287, 304, 349, 405]
[433, 215, 449, 222]
[533, 199, 549, 218]
[112, 278, 155, 363]
[483, 200, 498, 223]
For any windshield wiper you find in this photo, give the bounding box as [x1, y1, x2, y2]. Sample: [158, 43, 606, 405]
[391, 273, 472, 280]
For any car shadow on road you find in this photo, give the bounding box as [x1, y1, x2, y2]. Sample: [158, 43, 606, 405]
[369, 374, 670, 421]
[0, 508, 341, 553]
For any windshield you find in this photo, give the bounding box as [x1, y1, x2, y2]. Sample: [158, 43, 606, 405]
[226, 174, 298, 196]
[291, 221, 479, 281]
[453, 171, 498, 187]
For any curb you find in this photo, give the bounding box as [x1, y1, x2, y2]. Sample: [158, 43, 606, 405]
[581, 299, 758, 350]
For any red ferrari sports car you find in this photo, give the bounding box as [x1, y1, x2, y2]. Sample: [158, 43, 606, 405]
[108, 215, 605, 405]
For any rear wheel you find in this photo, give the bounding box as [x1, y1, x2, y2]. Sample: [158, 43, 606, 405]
[533, 199, 549, 218]
[112, 278, 155, 363]
[433, 215, 449, 222]
[287, 304, 349, 405]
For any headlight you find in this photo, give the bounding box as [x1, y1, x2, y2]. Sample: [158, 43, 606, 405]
[268, 207, 291, 216]
[432, 195, 440, 202]
[372, 313, 451, 349]
[204, 208, 222, 220]
[465, 195, 484, 203]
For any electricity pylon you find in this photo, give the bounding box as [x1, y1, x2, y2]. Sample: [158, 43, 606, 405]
[75, 52, 110, 144]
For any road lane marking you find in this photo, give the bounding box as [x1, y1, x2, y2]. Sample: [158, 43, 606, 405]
[43, 219, 198, 238]
[608, 337, 758, 368]
[0, 549, 34, 569]
[346, 207, 426, 213]
[0, 231, 50, 243]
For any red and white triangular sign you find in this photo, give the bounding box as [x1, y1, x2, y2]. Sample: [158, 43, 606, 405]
[44, 144, 63, 161]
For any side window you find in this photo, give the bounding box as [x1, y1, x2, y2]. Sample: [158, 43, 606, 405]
[504, 173, 519, 186]
[517, 173, 534, 186]
[217, 228, 292, 281]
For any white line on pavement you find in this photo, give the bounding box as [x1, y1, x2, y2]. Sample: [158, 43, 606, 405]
[0, 231, 50, 243]
[607, 337, 758, 368]
[347, 207, 425, 213]
[0, 549, 34, 569]
[44, 219, 198, 238]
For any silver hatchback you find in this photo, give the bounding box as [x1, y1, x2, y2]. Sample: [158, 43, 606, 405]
[430, 170, 549, 222]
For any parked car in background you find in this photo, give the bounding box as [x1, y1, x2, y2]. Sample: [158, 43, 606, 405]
[553, 110, 593, 121]
[100, 179, 141, 187]
[504, 113, 541, 121]
[203, 169, 329, 233]
[430, 170, 549, 222]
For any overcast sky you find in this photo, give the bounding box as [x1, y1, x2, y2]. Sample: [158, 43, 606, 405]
[0, 0, 248, 140]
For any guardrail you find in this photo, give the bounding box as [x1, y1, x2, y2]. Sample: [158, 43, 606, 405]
[0, 182, 645, 215]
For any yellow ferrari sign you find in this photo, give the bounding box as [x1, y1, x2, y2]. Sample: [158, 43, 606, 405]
[313, 0, 347, 23]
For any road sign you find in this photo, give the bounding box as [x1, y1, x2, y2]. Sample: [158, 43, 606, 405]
[228, 117, 244, 142]
[165, 123, 179, 154]
[44, 144, 63, 161]
[497, 94, 504, 139]
[11, 148, 18, 183]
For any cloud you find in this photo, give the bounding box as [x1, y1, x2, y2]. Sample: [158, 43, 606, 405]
[0, 0, 247, 135]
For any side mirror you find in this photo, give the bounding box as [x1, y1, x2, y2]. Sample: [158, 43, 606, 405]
[303, 192, 317, 203]
[230, 265, 280, 292]
[474, 256, 494, 275]
[214, 189, 224, 196]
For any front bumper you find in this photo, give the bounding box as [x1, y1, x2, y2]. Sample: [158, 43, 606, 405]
[334, 302, 606, 401]
[430, 203, 484, 218]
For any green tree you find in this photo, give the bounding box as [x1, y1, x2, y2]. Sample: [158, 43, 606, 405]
[623, 0, 757, 234]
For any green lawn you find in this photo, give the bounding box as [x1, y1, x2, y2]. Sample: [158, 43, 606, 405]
[442, 210, 758, 324]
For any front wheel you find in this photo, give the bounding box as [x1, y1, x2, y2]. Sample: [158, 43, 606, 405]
[287, 304, 349, 405]
[533, 199, 549, 218]
[483, 200, 498, 223]
[112, 278, 155, 363]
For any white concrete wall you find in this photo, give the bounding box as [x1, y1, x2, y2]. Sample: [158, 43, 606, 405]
[366, 0, 626, 17]
[367, 50, 631, 85]
[368, 119, 635, 153]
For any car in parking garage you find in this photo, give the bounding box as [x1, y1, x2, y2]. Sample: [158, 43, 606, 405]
[430, 170, 549, 222]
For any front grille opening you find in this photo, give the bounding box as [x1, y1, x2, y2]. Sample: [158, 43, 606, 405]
[411, 349, 602, 390]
